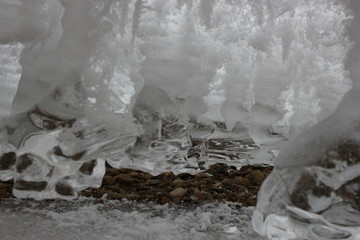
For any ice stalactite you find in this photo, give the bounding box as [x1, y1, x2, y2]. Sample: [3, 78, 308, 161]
[132, 0, 146, 42]
[199, 0, 215, 29]
[119, 0, 131, 37]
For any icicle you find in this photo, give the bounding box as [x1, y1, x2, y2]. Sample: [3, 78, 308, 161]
[199, 0, 215, 29]
[281, 23, 294, 62]
[132, 0, 145, 42]
[119, 0, 131, 36]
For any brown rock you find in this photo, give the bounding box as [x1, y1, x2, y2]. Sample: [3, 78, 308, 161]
[102, 176, 116, 185]
[195, 172, 210, 178]
[159, 197, 170, 204]
[0, 188, 11, 198]
[140, 173, 153, 179]
[248, 170, 266, 185]
[170, 187, 187, 197]
[172, 197, 182, 204]
[80, 190, 92, 197]
[129, 171, 140, 178]
[55, 182, 74, 196]
[233, 176, 250, 186]
[172, 178, 184, 186]
[108, 192, 126, 199]
[79, 160, 97, 175]
[107, 168, 121, 176]
[116, 174, 135, 183]
[105, 184, 121, 191]
[125, 193, 141, 200]
[163, 172, 175, 178]
[0, 152, 16, 170]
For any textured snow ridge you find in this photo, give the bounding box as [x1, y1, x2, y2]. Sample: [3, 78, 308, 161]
[0, 198, 261, 240]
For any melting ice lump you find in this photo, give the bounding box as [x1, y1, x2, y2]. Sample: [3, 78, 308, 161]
[253, 1, 360, 239]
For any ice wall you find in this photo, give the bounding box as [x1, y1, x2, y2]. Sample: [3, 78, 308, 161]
[0, 0, 354, 199]
[253, 1, 360, 239]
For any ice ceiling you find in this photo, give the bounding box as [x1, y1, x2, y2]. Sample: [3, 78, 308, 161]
[0, 0, 359, 239]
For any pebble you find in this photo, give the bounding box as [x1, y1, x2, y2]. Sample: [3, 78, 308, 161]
[170, 187, 187, 197]
[0, 162, 273, 206]
[102, 176, 116, 185]
[233, 176, 250, 186]
[172, 179, 184, 185]
[248, 171, 265, 185]
[116, 174, 135, 183]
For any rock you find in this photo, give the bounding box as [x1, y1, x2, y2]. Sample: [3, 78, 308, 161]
[206, 163, 228, 176]
[116, 174, 135, 183]
[172, 197, 182, 204]
[163, 172, 175, 178]
[108, 192, 126, 199]
[107, 168, 121, 176]
[0, 187, 12, 198]
[159, 196, 170, 204]
[79, 160, 97, 175]
[129, 171, 140, 178]
[177, 173, 192, 180]
[0, 162, 273, 206]
[195, 172, 210, 178]
[94, 199, 104, 204]
[172, 178, 184, 186]
[214, 182, 222, 187]
[233, 176, 250, 186]
[105, 185, 121, 191]
[140, 173, 153, 179]
[247, 170, 266, 185]
[170, 187, 187, 197]
[102, 176, 116, 185]
[80, 190, 92, 197]
[125, 193, 141, 200]
[0, 152, 16, 170]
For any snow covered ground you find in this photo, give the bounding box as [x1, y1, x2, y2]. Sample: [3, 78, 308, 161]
[0, 198, 262, 240]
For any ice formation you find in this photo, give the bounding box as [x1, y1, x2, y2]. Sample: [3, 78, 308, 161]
[0, 0, 354, 205]
[253, 1, 360, 239]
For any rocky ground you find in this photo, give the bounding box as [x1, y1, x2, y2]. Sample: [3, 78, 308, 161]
[0, 163, 272, 206]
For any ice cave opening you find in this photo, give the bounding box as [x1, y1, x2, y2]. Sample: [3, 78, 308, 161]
[0, 0, 359, 239]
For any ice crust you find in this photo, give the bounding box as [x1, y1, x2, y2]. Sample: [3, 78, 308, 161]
[0, 0, 355, 210]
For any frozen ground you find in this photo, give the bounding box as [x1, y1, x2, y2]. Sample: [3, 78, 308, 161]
[0, 198, 262, 240]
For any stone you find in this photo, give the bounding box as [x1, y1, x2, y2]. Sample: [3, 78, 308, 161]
[170, 187, 187, 198]
[233, 176, 250, 186]
[102, 176, 116, 185]
[115, 174, 135, 183]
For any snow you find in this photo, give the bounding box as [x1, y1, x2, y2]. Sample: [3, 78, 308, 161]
[0, 198, 262, 240]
